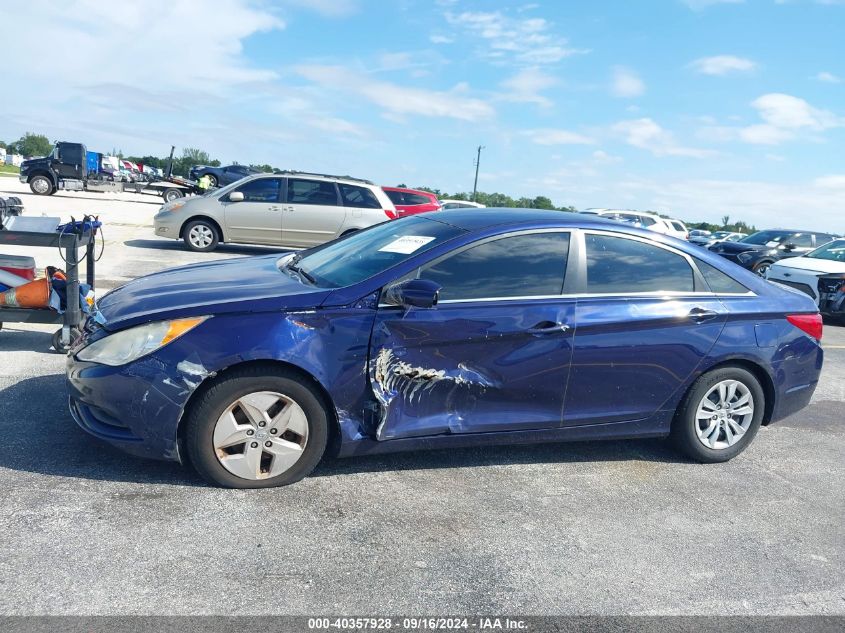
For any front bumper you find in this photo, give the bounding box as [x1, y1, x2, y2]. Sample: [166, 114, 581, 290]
[67, 351, 195, 462]
[153, 214, 180, 239]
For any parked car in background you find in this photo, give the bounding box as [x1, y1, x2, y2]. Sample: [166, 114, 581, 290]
[582, 209, 674, 236]
[766, 238, 845, 319]
[709, 229, 838, 277]
[70, 209, 823, 488]
[189, 164, 262, 187]
[154, 172, 396, 251]
[689, 231, 746, 248]
[689, 229, 711, 239]
[662, 219, 689, 240]
[382, 187, 441, 218]
[439, 200, 487, 210]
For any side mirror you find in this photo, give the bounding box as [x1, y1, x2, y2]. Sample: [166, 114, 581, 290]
[228, 191, 244, 202]
[383, 278, 441, 309]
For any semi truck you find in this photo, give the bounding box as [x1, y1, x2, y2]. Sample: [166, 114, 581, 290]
[19, 142, 202, 202]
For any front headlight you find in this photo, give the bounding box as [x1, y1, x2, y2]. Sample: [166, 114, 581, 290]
[736, 251, 755, 263]
[76, 316, 208, 366]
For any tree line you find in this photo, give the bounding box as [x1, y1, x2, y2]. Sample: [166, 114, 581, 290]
[1, 132, 756, 231]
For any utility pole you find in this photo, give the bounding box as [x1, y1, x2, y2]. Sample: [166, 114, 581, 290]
[472, 145, 485, 202]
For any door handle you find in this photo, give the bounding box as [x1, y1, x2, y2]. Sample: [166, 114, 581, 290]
[527, 321, 570, 334]
[688, 307, 719, 323]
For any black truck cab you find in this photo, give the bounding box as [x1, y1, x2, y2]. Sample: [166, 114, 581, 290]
[19, 141, 88, 195]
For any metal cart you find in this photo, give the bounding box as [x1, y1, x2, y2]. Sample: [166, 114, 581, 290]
[0, 225, 96, 352]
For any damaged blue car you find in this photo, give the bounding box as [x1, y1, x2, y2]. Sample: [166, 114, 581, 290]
[67, 209, 824, 488]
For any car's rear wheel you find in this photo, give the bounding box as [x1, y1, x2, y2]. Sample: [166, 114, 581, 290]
[671, 366, 765, 463]
[185, 366, 329, 488]
[183, 219, 219, 252]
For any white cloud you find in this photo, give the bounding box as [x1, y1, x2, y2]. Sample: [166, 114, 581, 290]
[286, 0, 358, 17]
[752, 93, 843, 130]
[814, 175, 845, 189]
[444, 10, 586, 64]
[815, 71, 842, 83]
[610, 67, 645, 98]
[296, 65, 494, 121]
[591, 150, 623, 164]
[524, 129, 595, 145]
[614, 118, 711, 157]
[690, 55, 757, 75]
[499, 68, 558, 107]
[429, 34, 454, 44]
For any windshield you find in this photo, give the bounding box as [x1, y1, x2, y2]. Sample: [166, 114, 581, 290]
[807, 239, 845, 262]
[711, 231, 731, 239]
[740, 230, 791, 246]
[283, 216, 466, 288]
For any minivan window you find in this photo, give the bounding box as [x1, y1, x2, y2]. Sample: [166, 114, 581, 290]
[232, 177, 282, 203]
[585, 234, 694, 293]
[339, 184, 381, 209]
[418, 232, 570, 301]
[287, 179, 339, 206]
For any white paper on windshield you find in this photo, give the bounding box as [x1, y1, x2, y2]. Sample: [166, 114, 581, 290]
[379, 235, 436, 254]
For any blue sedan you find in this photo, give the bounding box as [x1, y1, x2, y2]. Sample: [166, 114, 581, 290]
[67, 210, 824, 488]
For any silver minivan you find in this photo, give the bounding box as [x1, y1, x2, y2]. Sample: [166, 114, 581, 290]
[153, 172, 397, 251]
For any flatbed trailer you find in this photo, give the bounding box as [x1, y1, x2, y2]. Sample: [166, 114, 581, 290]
[85, 176, 201, 202]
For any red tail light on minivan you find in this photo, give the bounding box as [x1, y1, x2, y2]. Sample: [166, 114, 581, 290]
[786, 313, 823, 341]
[384, 209, 398, 219]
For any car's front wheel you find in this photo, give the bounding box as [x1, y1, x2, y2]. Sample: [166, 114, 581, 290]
[185, 366, 329, 488]
[206, 174, 218, 187]
[183, 219, 219, 252]
[752, 261, 773, 277]
[671, 366, 765, 463]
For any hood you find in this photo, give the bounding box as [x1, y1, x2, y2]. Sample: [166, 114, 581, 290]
[770, 256, 845, 275]
[711, 240, 769, 254]
[96, 254, 333, 331]
[20, 156, 49, 168]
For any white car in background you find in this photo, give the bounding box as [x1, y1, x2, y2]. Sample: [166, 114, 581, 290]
[154, 172, 397, 252]
[661, 218, 689, 240]
[766, 238, 845, 317]
[582, 209, 685, 238]
[439, 199, 486, 210]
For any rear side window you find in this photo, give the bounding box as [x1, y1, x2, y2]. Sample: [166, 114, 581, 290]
[585, 234, 694, 293]
[340, 184, 382, 209]
[419, 232, 570, 301]
[233, 178, 282, 203]
[695, 260, 749, 294]
[287, 179, 339, 206]
[671, 221, 685, 231]
[385, 190, 404, 205]
[403, 193, 433, 206]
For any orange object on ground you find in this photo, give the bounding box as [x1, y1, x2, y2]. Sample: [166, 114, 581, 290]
[0, 277, 51, 308]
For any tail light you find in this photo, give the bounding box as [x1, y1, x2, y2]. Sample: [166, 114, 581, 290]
[384, 209, 397, 220]
[786, 313, 823, 341]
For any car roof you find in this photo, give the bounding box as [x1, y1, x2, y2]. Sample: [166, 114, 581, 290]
[382, 186, 435, 194]
[426, 208, 620, 231]
[239, 172, 377, 186]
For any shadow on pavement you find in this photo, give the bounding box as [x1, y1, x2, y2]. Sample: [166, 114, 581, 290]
[0, 327, 58, 353]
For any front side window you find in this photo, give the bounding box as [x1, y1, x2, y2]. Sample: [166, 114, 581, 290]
[585, 233, 694, 293]
[339, 184, 382, 209]
[790, 233, 814, 248]
[233, 178, 281, 203]
[418, 232, 570, 301]
[287, 179, 339, 206]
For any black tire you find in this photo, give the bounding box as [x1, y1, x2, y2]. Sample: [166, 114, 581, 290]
[185, 366, 329, 488]
[206, 174, 218, 187]
[51, 328, 81, 354]
[671, 366, 765, 463]
[29, 175, 54, 196]
[162, 188, 184, 202]
[182, 219, 220, 252]
[752, 260, 774, 277]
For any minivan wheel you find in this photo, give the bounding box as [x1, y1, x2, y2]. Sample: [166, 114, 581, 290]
[183, 219, 219, 252]
[185, 366, 329, 488]
[30, 175, 53, 195]
[671, 366, 765, 463]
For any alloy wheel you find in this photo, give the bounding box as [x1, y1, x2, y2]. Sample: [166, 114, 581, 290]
[212, 391, 309, 480]
[188, 224, 214, 249]
[695, 379, 755, 450]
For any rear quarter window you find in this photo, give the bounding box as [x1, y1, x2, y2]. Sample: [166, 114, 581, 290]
[695, 260, 749, 294]
[340, 184, 382, 209]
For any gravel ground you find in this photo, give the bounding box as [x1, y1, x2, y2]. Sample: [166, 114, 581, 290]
[0, 179, 842, 615]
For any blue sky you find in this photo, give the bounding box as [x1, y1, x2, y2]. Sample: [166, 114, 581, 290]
[3, 0, 844, 229]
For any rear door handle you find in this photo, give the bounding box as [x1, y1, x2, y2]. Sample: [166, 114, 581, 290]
[688, 307, 719, 323]
[527, 321, 570, 334]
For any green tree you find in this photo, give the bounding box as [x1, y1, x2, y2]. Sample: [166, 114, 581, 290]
[532, 196, 555, 210]
[9, 132, 52, 157]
